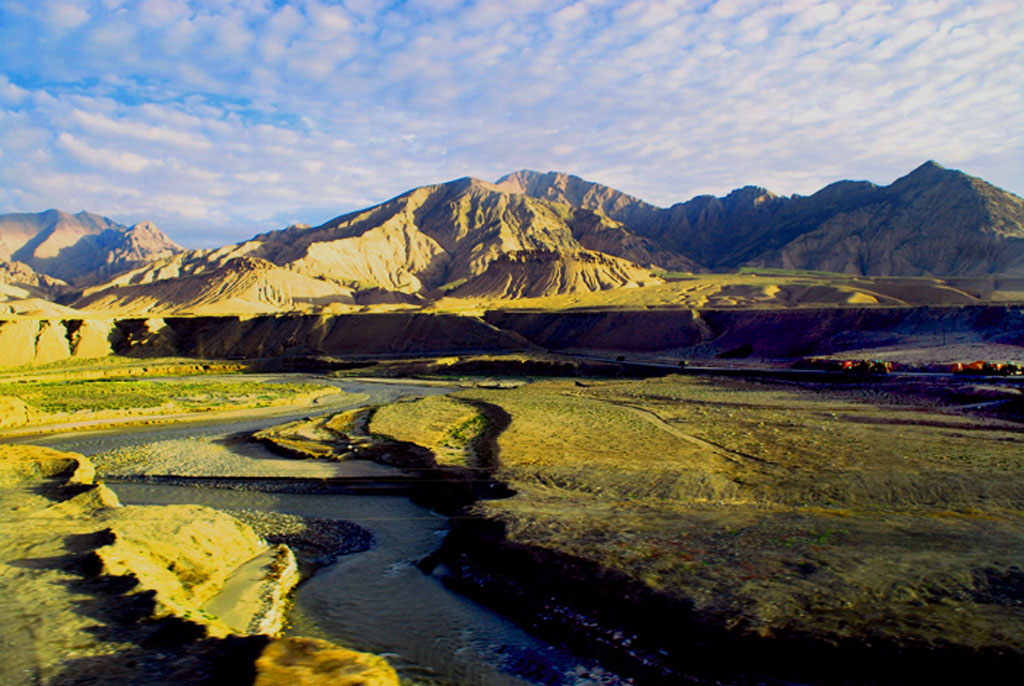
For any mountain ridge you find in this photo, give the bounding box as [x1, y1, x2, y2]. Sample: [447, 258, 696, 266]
[0, 209, 183, 286]
[4, 161, 1024, 315]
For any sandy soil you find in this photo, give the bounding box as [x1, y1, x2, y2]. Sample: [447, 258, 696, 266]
[0, 446, 284, 683]
[93, 436, 353, 478]
[0, 386, 359, 438]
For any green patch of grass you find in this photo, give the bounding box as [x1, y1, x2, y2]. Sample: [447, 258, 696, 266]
[0, 356, 241, 378]
[443, 413, 490, 450]
[0, 378, 330, 415]
[369, 395, 486, 466]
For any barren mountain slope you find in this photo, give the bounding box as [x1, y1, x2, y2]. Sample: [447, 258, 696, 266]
[502, 163, 1024, 276]
[73, 256, 355, 315]
[497, 170, 790, 267]
[496, 170, 662, 228]
[750, 162, 1024, 276]
[84, 177, 673, 307]
[0, 260, 68, 297]
[32, 161, 1024, 317]
[0, 210, 182, 284]
[256, 178, 590, 291]
[448, 249, 661, 299]
[565, 211, 702, 272]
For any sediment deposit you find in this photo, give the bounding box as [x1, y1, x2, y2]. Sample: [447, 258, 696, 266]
[0, 312, 535, 368]
[2, 304, 1022, 369]
[486, 304, 1024, 357]
[0, 444, 395, 684]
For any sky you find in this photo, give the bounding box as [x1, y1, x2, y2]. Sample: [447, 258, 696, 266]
[0, 0, 1021, 248]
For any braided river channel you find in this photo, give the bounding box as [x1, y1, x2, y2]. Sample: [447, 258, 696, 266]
[12, 377, 629, 686]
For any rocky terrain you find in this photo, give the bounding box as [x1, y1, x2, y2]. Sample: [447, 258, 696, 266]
[2, 162, 1022, 316]
[73, 256, 357, 315]
[501, 162, 1024, 275]
[1, 304, 1021, 370]
[0, 444, 398, 685]
[0, 210, 181, 286]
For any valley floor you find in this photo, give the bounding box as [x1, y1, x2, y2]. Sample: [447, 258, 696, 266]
[3, 360, 1023, 684]
[372, 372, 1024, 683]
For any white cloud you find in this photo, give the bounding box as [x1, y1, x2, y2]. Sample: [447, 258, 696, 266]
[57, 132, 155, 172]
[43, 0, 91, 32]
[137, 0, 189, 28]
[70, 108, 212, 150]
[0, 0, 1019, 246]
[0, 75, 29, 104]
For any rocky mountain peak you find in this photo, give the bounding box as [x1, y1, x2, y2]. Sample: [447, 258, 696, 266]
[0, 209, 183, 285]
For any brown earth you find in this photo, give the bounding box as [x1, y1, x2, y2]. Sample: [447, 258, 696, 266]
[0, 210, 181, 286]
[20, 160, 1018, 316]
[74, 257, 357, 315]
[485, 305, 1024, 359]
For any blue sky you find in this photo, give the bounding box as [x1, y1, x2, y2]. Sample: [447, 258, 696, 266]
[0, 0, 1021, 247]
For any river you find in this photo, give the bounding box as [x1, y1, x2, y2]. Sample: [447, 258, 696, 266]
[10, 376, 629, 686]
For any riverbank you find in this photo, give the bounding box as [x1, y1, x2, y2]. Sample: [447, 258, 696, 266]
[0, 378, 355, 437]
[0, 444, 398, 685]
[11, 367, 1024, 685]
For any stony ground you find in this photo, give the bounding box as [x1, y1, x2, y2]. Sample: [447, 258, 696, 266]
[93, 436, 353, 478]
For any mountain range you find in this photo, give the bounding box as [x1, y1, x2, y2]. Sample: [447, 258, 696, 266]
[2, 161, 1022, 315]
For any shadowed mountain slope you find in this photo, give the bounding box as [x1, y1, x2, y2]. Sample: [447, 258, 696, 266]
[13, 162, 1024, 316]
[0, 210, 182, 285]
[502, 162, 1024, 276]
[749, 161, 1024, 276]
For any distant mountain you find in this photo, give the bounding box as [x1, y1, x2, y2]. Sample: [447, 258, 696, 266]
[81, 177, 667, 313]
[19, 161, 1024, 316]
[259, 176, 678, 291]
[495, 170, 662, 229]
[502, 162, 1024, 276]
[748, 161, 1024, 275]
[0, 210, 182, 285]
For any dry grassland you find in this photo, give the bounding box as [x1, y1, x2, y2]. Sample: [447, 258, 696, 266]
[427, 270, 1015, 313]
[443, 377, 1024, 650]
[368, 396, 489, 467]
[0, 374, 347, 431]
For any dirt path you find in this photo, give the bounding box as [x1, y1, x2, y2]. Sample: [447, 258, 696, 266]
[585, 394, 772, 470]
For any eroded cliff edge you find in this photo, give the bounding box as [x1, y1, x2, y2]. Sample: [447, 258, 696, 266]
[0, 445, 399, 685]
[2, 306, 1022, 370]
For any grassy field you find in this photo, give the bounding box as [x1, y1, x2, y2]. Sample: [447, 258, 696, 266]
[413, 376, 1024, 651]
[368, 395, 489, 467]
[0, 355, 247, 383]
[0, 378, 332, 414]
[0, 376, 342, 429]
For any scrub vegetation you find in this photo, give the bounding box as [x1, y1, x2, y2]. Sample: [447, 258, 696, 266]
[0, 376, 341, 430]
[369, 395, 490, 467]
[0, 378, 328, 414]
[419, 376, 1024, 653]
